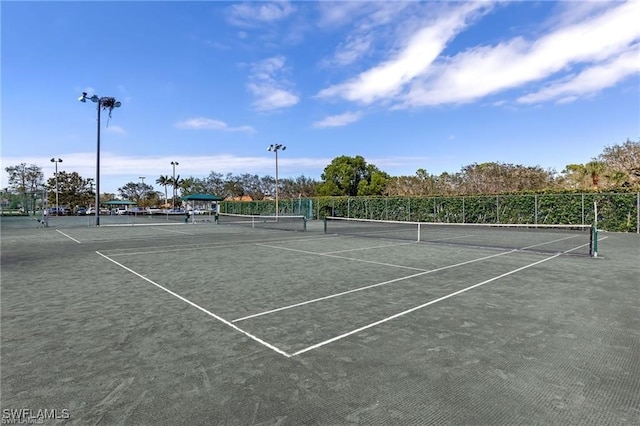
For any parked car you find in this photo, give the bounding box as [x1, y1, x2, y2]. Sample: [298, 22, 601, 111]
[48, 207, 66, 216]
[86, 207, 109, 215]
[76, 207, 87, 216]
[126, 207, 150, 215]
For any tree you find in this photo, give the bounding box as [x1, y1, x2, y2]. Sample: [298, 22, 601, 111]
[357, 165, 390, 196]
[238, 173, 265, 200]
[584, 161, 607, 190]
[560, 164, 589, 189]
[117, 181, 154, 204]
[279, 175, 317, 198]
[458, 162, 554, 194]
[385, 169, 438, 196]
[317, 155, 388, 196]
[4, 163, 43, 213]
[203, 172, 226, 196]
[179, 177, 196, 196]
[168, 175, 183, 207]
[598, 138, 640, 188]
[222, 173, 246, 199]
[45, 171, 94, 210]
[156, 175, 171, 207]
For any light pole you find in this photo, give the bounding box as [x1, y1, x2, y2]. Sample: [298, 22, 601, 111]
[79, 92, 122, 225]
[267, 144, 286, 219]
[139, 176, 145, 207]
[171, 161, 179, 210]
[50, 158, 62, 215]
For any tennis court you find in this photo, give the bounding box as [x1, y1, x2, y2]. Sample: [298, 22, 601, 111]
[1, 215, 638, 424]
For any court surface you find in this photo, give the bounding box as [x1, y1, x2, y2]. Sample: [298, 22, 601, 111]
[1, 217, 639, 425]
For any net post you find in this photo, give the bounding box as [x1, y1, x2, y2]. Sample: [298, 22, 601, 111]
[417, 223, 421, 242]
[323, 217, 327, 234]
[303, 217, 307, 232]
[591, 201, 598, 257]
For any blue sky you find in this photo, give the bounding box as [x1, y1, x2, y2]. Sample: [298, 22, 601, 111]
[2, 0, 639, 193]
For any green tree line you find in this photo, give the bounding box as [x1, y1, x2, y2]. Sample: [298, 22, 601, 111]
[4, 138, 639, 212]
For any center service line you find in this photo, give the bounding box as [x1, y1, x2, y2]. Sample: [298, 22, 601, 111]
[95, 251, 291, 358]
[233, 249, 518, 323]
[291, 252, 563, 357]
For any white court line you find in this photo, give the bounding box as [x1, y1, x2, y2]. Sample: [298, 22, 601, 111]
[105, 234, 333, 257]
[256, 243, 428, 272]
[242, 234, 591, 322]
[95, 251, 291, 358]
[292, 253, 561, 356]
[154, 227, 193, 235]
[291, 239, 597, 356]
[56, 229, 82, 243]
[232, 249, 517, 322]
[324, 241, 415, 254]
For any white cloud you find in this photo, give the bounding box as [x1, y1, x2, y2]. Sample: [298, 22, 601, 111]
[317, 2, 492, 105]
[313, 111, 363, 128]
[319, 2, 414, 67]
[227, 1, 295, 27]
[400, 0, 640, 107]
[326, 34, 373, 67]
[247, 56, 299, 111]
[518, 46, 640, 104]
[175, 118, 255, 133]
[315, 1, 639, 111]
[315, 1, 372, 28]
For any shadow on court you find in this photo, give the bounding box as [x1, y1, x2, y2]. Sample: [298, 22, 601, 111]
[1, 217, 638, 425]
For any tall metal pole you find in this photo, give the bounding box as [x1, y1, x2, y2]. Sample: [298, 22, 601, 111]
[267, 144, 286, 220]
[95, 99, 101, 226]
[79, 92, 120, 225]
[55, 161, 59, 213]
[171, 162, 178, 209]
[50, 158, 62, 214]
[275, 148, 279, 220]
[139, 176, 145, 207]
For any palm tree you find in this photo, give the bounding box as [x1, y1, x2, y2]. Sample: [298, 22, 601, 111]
[156, 175, 170, 208]
[561, 164, 589, 189]
[585, 161, 607, 189]
[168, 175, 183, 209]
[180, 177, 195, 195]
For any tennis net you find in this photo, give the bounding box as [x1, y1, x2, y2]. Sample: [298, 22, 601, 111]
[324, 217, 597, 256]
[218, 213, 307, 232]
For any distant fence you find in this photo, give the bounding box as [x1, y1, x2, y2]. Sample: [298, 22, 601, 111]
[221, 192, 640, 233]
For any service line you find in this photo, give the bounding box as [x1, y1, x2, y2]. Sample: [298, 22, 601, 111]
[291, 252, 561, 356]
[233, 248, 517, 323]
